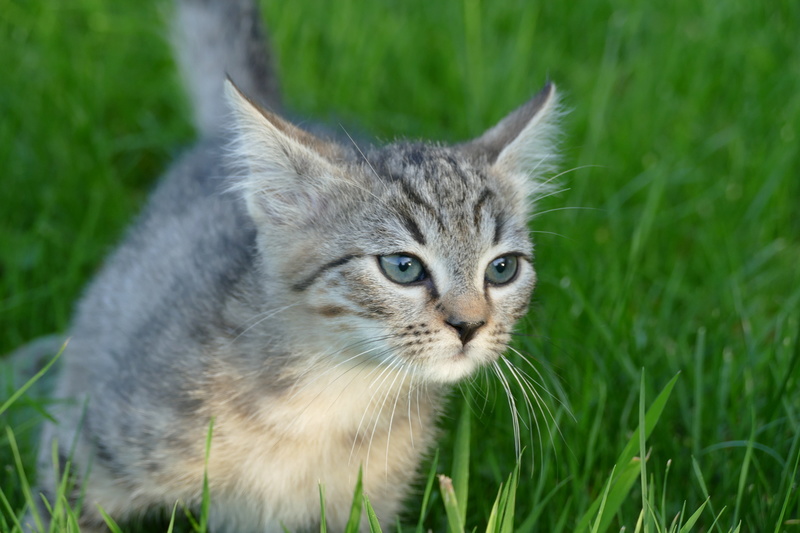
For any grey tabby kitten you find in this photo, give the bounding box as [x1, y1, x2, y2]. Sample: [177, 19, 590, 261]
[34, 0, 561, 531]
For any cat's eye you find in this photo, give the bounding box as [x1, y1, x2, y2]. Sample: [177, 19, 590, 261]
[379, 254, 426, 284]
[485, 255, 519, 285]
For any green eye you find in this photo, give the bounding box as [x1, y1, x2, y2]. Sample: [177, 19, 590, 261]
[486, 255, 519, 285]
[379, 254, 426, 284]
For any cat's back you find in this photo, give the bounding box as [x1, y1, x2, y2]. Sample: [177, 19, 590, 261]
[65, 137, 256, 380]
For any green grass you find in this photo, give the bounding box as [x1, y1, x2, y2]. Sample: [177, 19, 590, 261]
[2, 0, 799, 531]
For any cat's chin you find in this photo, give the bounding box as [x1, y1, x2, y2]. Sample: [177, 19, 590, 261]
[419, 346, 494, 384]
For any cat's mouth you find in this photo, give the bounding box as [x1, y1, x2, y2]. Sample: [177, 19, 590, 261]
[418, 344, 493, 383]
[452, 349, 468, 359]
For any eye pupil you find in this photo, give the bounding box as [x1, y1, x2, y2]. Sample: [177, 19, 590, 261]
[379, 254, 425, 284]
[486, 255, 518, 285]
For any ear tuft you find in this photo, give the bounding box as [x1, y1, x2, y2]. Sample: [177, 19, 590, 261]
[463, 83, 563, 206]
[224, 80, 343, 227]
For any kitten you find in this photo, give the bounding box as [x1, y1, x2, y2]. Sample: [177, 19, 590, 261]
[33, 0, 561, 531]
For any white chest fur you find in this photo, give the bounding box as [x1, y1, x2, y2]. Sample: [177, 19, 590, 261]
[204, 362, 441, 532]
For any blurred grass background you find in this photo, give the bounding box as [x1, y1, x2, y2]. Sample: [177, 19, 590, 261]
[1, 0, 798, 530]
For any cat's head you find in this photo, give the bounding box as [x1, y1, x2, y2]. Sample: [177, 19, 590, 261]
[225, 81, 561, 384]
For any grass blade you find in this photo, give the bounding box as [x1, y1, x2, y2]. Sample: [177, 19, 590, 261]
[615, 373, 679, 469]
[0, 488, 24, 533]
[344, 467, 364, 532]
[452, 396, 471, 528]
[166, 501, 180, 533]
[199, 418, 215, 533]
[363, 494, 383, 533]
[575, 372, 679, 532]
[773, 435, 800, 533]
[589, 464, 616, 533]
[64, 496, 82, 533]
[590, 460, 640, 533]
[439, 475, 464, 533]
[485, 480, 504, 533]
[638, 371, 649, 533]
[5, 426, 43, 532]
[499, 463, 518, 533]
[691, 456, 725, 533]
[319, 483, 327, 533]
[96, 505, 124, 533]
[415, 448, 439, 533]
[732, 409, 755, 528]
[678, 498, 709, 533]
[485, 463, 518, 533]
[691, 328, 706, 458]
[0, 344, 64, 416]
[47, 438, 77, 530]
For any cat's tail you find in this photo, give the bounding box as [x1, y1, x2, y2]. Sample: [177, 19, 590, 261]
[172, 0, 282, 136]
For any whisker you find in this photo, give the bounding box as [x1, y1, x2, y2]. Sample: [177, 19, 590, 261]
[286, 330, 400, 380]
[340, 127, 380, 181]
[385, 363, 413, 475]
[529, 163, 605, 205]
[500, 355, 542, 466]
[529, 230, 571, 239]
[286, 339, 395, 402]
[530, 205, 600, 219]
[363, 357, 406, 475]
[230, 302, 301, 343]
[406, 364, 421, 449]
[349, 354, 404, 465]
[505, 347, 570, 453]
[415, 373, 423, 438]
[507, 347, 573, 417]
[545, 163, 606, 183]
[284, 351, 394, 434]
[531, 186, 572, 203]
[492, 360, 521, 459]
[500, 356, 537, 431]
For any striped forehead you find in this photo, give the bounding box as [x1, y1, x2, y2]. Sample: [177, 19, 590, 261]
[368, 143, 507, 247]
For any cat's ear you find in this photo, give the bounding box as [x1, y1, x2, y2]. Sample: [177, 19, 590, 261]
[462, 83, 561, 202]
[224, 79, 346, 227]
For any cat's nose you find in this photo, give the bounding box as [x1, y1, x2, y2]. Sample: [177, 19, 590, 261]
[446, 319, 486, 345]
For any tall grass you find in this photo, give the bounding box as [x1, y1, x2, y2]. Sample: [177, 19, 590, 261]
[2, 0, 798, 531]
